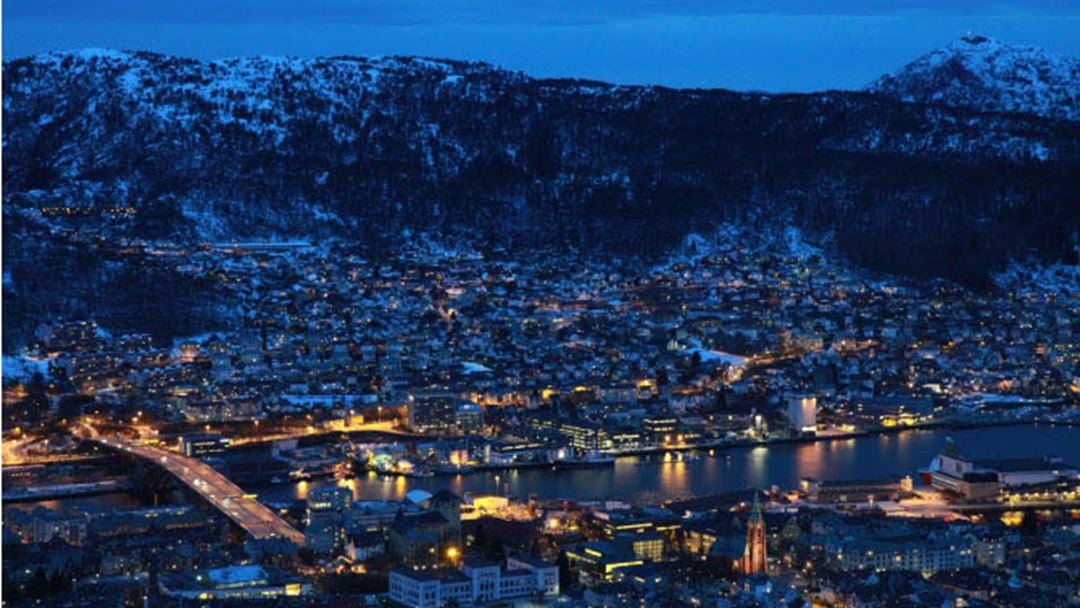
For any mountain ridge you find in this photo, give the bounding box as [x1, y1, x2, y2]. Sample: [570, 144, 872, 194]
[3, 40, 1078, 281]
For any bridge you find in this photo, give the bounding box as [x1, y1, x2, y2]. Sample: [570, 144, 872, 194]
[93, 434, 303, 545]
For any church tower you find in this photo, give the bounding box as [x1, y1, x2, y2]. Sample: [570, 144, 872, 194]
[741, 492, 767, 575]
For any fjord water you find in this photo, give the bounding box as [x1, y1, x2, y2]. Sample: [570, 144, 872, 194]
[270, 424, 1080, 504]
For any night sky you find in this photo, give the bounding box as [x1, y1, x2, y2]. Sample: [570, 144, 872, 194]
[4, 0, 1079, 92]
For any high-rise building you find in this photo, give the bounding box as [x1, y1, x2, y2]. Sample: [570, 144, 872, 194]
[307, 486, 352, 514]
[305, 487, 352, 555]
[786, 394, 817, 434]
[454, 403, 484, 434]
[407, 395, 458, 433]
[741, 493, 767, 575]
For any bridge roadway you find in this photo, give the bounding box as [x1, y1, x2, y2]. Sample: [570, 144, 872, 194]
[95, 435, 304, 545]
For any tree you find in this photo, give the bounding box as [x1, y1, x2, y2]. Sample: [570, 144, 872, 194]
[58, 394, 94, 419]
[2, 571, 24, 604]
[26, 567, 49, 599]
[1020, 510, 1038, 536]
[557, 551, 576, 592]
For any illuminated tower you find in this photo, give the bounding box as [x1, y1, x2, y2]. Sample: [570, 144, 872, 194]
[741, 492, 767, 575]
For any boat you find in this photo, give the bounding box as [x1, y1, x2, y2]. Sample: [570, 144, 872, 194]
[553, 451, 616, 470]
[432, 463, 475, 475]
[289, 468, 313, 482]
[330, 461, 356, 480]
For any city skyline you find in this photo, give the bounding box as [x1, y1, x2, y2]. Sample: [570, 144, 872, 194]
[3, 3, 1079, 607]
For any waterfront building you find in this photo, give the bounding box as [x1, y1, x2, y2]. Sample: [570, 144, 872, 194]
[930, 447, 1078, 499]
[454, 402, 484, 433]
[785, 394, 817, 434]
[800, 476, 914, 504]
[844, 396, 936, 428]
[557, 420, 613, 452]
[643, 412, 678, 444]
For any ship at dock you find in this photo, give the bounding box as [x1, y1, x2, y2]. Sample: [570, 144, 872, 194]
[552, 450, 616, 470]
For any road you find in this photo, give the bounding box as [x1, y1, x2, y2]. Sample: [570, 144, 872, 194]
[227, 419, 415, 446]
[93, 434, 303, 545]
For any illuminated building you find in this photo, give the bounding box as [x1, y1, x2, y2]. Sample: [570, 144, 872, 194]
[454, 402, 484, 433]
[557, 420, 612, 452]
[785, 394, 817, 434]
[825, 534, 975, 573]
[178, 434, 230, 458]
[407, 394, 459, 434]
[630, 534, 665, 562]
[800, 476, 914, 503]
[845, 396, 936, 428]
[564, 541, 644, 584]
[930, 447, 1078, 499]
[44, 320, 100, 352]
[159, 565, 309, 600]
[388, 491, 461, 567]
[305, 487, 352, 555]
[740, 493, 767, 575]
[643, 412, 679, 444]
[388, 557, 558, 608]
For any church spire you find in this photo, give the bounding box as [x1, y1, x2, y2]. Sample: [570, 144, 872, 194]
[748, 491, 763, 525]
[741, 490, 767, 575]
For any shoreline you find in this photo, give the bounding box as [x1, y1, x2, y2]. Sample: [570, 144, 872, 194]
[6, 420, 1076, 509]
[420, 416, 1079, 476]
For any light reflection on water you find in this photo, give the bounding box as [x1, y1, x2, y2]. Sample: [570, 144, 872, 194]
[277, 425, 1079, 504]
[9, 425, 1078, 512]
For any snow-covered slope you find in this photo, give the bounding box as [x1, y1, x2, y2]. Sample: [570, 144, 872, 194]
[3, 46, 1079, 287]
[869, 36, 1080, 122]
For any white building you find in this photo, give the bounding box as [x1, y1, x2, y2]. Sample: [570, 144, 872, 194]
[786, 394, 817, 434]
[389, 557, 558, 608]
[933, 452, 1078, 496]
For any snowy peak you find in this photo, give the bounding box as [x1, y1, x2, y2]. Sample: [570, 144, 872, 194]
[869, 36, 1080, 122]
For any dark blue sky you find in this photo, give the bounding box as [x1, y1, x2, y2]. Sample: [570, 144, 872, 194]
[5, 1, 1079, 91]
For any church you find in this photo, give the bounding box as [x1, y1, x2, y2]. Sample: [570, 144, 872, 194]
[740, 493, 767, 575]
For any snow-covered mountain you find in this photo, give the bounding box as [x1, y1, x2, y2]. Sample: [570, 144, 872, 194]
[869, 36, 1080, 122]
[2, 43, 1078, 290]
